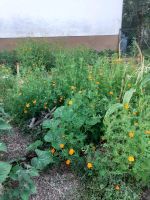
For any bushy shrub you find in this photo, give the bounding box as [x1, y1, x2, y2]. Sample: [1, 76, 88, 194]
[16, 40, 56, 72]
[0, 50, 17, 72]
[4, 68, 52, 122]
[2, 42, 150, 199]
[0, 65, 15, 101]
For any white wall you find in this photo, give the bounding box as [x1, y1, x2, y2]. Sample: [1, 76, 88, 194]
[0, 0, 123, 38]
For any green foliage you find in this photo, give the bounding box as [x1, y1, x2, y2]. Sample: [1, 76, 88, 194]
[27, 140, 43, 152]
[0, 162, 12, 184]
[1, 42, 150, 199]
[31, 149, 54, 170]
[0, 142, 7, 152]
[0, 50, 17, 72]
[0, 65, 15, 100]
[2, 165, 39, 200]
[16, 40, 56, 72]
[78, 176, 142, 200]
[5, 69, 52, 122]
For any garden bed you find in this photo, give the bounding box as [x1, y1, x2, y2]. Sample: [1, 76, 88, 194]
[0, 41, 150, 200]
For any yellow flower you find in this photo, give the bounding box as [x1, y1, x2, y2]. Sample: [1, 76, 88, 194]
[88, 75, 93, 81]
[60, 144, 65, 149]
[66, 159, 71, 165]
[133, 111, 138, 116]
[128, 131, 134, 138]
[144, 130, 150, 135]
[124, 103, 129, 110]
[68, 100, 73, 106]
[87, 162, 93, 169]
[134, 122, 139, 126]
[128, 156, 135, 162]
[51, 148, 55, 154]
[44, 103, 48, 109]
[128, 83, 131, 88]
[52, 81, 56, 86]
[24, 110, 27, 114]
[70, 86, 76, 90]
[109, 91, 113, 95]
[115, 185, 120, 190]
[69, 148, 75, 155]
[32, 100, 36, 104]
[59, 96, 63, 102]
[26, 103, 30, 108]
[96, 81, 100, 85]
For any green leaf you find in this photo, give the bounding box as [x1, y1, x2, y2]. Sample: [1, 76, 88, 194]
[31, 149, 53, 170]
[0, 141, 7, 152]
[0, 161, 12, 183]
[42, 119, 51, 129]
[140, 74, 150, 88]
[0, 118, 11, 131]
[123, 88, 136, 104]
[104, 103, 123, 119]
[27, 140, 43, 152]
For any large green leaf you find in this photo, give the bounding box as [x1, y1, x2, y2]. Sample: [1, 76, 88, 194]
[0, 118, 11, 131]
[123, 88, 136, 104]
[104, 103, 123, 119]
[140, 74, 150, 88]
[0, 141, 7, 152]
[27, 140, 43, 152]
[0, 161, 12, 183]
[31, 149, 53, 170]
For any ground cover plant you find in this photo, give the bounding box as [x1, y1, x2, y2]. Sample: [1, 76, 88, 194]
[0, 41, 150, 199]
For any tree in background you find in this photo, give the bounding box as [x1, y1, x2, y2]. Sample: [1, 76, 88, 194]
[122, 0, 150, 48]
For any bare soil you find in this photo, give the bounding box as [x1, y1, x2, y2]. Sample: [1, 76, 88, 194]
[0, 127, 81, 200]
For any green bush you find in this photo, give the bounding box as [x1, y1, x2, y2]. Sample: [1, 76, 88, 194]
[0, 50, 17, 73]
[2, 43, 150, 199]
[5, 68, 52, 122]
[0, 65, 15, 101]
[16, 40, 56, 72]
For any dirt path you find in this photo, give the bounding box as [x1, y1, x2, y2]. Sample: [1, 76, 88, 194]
[0, 127, 81, 200]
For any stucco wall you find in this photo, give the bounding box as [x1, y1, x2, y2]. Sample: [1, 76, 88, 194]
[0, 0, 123, 38]
[0, 35, 119, 51]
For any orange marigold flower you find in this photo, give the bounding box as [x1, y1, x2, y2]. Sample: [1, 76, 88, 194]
[51, 148, 55, 154]
[123, 103, 129, 110]
[128, 131, 134, 138]
[66, 159, 71, 165]
[60, 144, 65, 149]
[128, 156, 135, 162]
[115, 185, 120, 190]
[69, 148, 75, 155]
[87, 162, 93, 169]
[144, 130, 150, 135]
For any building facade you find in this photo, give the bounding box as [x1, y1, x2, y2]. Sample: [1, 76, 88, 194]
[0, 0, 123, 51]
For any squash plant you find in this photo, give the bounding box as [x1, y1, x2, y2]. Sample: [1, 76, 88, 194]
[0, 106, 12, 184]
[0, 106, 39, 200]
